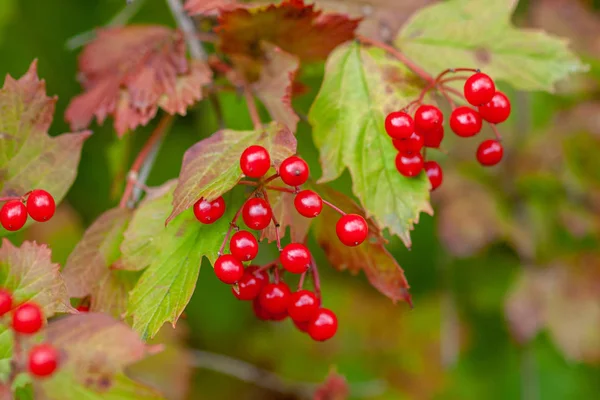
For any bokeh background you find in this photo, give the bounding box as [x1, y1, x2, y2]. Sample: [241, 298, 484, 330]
[1, 0, 600, 399]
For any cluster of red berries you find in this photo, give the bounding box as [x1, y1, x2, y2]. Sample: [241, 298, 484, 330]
[385, 72, 511, 191]
[0, 189, 56, 231]
[191, 145, 369, 341]
[0, 288, 59, 378]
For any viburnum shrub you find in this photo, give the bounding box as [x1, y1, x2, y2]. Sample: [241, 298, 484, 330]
[0, 0, 585, 397]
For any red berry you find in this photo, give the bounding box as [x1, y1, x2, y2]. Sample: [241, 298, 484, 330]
[76, 305, 90, 313]
[242, 198, 272, 230]
[252, 298, 271, 321]
[269, 309, 289, 321]
[424, 161, 443, 191]
[476, 140, 504, 166]
[193, 196, 226, 224]
[294, 190, 322, 218]
[478, 92, 511, 124]
[26, 190, 56, 222]
[280, 243, 311, 274]
[392, 132, 424, 154]
[424, 126, 444, 148]
[308, 308, 338, 342]
[288, 290, 320, 322]
[450, 106, 483, 137]
[232, 267, 268, 301]
[28, 343, 59, 378]
[0, 289, 13, 316]
[464, 72, 496, 106]
[0, 200, 27, 231]
[279, 156, 309, 187]
[384, 111, 414, 140]
[12, 303, 44, 334]
[293, 319, 310, 333]
[395, 152, 424, 177]
[240, 145, 271, 178]
[229, 230, 259, 261]
[214, 255, 244, 284]
[335, 214, 368, 247]
[414, 105, 443, 134]
[259, 282, 291, 314]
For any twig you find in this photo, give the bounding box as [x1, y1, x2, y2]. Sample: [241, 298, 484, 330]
[119, 114, 174, 209]
[298, 271, 306, 290]
[322, 199, 346, 216]
[189, 349, 387, 398]
[310, 257, 322, 300]
[489, 123, 503, 142]
[166, 0, 207, 60]
[261, 189, 282, 251]
[65, 0, 147, 50]
[0, 196, 21, 203]
[244, 86, 262, 130]
[357, 35, 434, 84]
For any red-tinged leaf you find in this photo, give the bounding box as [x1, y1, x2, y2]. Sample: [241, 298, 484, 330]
[63, 208, 131, 298]
[62, 208, 139, 318]
[311, 184, 412, 305]
[34, 313, 163, 399]
[158, 60, 212, 115]
[253, 43, 300, 133]
[260, 190, 311, 244]
[216, 0, 360, 78]
[65, 26, 212, 136]
[506, 258, 600, 363]
[436, 172, 506, 258]
[0, 239, 72, 316]
[185, 0, 237, 16]
[128, 325, 192, 400]
[314, 370, 349, 400]
[0, 61, 90, 219]
[168, 122, 296, 224]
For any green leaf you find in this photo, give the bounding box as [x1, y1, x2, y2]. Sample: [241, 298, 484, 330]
[310, 183, 411, 304]
[308, 42, 431, 246]
[394, 0, 587, 91]
[62, 207, 138, 318]
[167, 121, 296, 224]
[125, 187, 245, 339]
[34, 313, 163, 399]
[0, 61, 90, 234]
[0, 325, 11, 379]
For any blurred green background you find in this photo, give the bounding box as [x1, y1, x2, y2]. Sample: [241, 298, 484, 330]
[2, 0, 600, 399]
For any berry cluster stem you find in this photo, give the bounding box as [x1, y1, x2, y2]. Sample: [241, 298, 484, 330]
[119, 114, 174, 209]
[261, 188, 283, 251]
[309, 256, 322, 300]
[322, 199, 346, 216]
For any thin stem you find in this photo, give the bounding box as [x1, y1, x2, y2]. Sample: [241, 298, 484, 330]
[310, 257, 322, 300]
[256, 260, 279, 274]
[322, 199, 346, 216]
[489, 123, 503, 141]
[217, 208, 244, 256]
[274, 266, 280, 283]
[261, 189, 282, 251]
[357, 35, 434, 84]
[298, 271, 306, 290]
[119, 114, 174, 209]
[0, 196, 21, 203]
[438, 76, 470, 85]
[166, 0, 207, 60]
[244, 86, 262, 130]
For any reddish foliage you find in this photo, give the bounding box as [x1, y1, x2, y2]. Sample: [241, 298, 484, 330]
[65, 26, 212, 136]
[184, 0, 237, 16]
[216, 0, 360, 78]
[314, 371, 349, 400]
